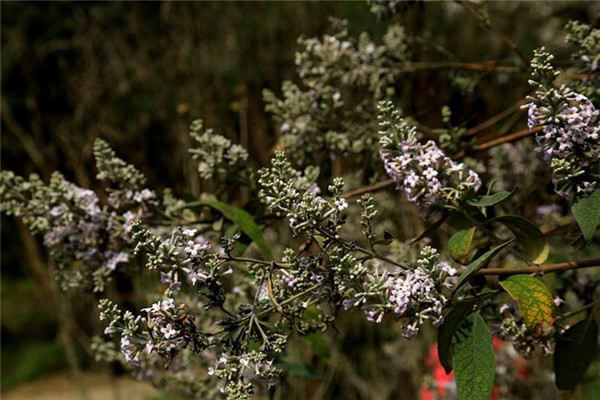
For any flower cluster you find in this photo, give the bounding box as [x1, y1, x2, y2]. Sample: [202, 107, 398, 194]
[0, 139, 160, 291]
[367, 0, 404, 19]
[188, 119, 249, 180]
[330, 244, 456, 338]
[94, 138, 157, 211]
[1, 171, 124, 291]
[295, 18, 408, 98]
[99, 293, 201, 368]
[378, 100, 482, 209]
[525, 47, 600, 199]
[208, 350, 283, 399]
[263, 18, 409, 165]
[565, 21, 600, 103]
[131, 224, 231, 304]
[385, 246, 457, 337]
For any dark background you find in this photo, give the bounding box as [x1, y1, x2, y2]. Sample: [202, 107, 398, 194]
[1, 1, 598, 396]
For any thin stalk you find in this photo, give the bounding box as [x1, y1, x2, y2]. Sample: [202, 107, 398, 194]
[477, 258, 600, 276]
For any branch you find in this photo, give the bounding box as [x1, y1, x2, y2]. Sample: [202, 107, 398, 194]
[476, 258, 600, 276]
[474, 125, 542, 151]
[341, 179, 395, 199]
[466, 99, 526, 137]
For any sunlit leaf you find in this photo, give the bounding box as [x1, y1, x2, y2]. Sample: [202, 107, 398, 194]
[493, 215, 549, 264]
[449, 226, 476, 264]
[453, 312, 495, 400]
[499, 275, 555, 336]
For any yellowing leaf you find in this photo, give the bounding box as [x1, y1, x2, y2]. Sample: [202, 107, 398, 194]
[500, 275, 555, 336]
[449, 226, 476, 263]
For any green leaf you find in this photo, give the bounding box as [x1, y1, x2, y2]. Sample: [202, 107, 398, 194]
[200, 199, 272, 259]
[452, 240, 512, 297]
[467, 190, 513, 207]
[453, 312, 495, 400]
[302, 333, 331, 360]
[572, 188, 600, 242]
[579, 359, 600, 399]
[438, 301, 477, 373]
[493, 215, 549, 264]
[499, 275, 555, 336]
[554, 317, 599, 391]
[449, 226, 476, 264]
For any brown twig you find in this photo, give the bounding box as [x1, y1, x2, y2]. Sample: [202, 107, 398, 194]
[477, 258, 600, 276]
[341, 178, 395, 199]
[474, 125, 542, 151]
[466, 99, 526, 137]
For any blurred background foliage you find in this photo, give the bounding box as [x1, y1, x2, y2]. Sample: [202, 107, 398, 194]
[1, 1, 598, 398]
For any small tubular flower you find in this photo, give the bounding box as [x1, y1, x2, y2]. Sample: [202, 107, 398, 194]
[378, 100, 481, 209]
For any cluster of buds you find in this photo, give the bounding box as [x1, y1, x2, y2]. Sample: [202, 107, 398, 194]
[367, 0, 405, 19]
[93, 138, 157, 212]
[208, 350, 283, 400]
[525, 47, 600, 199]
[99, 293, 200, 368]
[295, 18, 408, 98]
[258, 152, 347, 236]
[0, 169, 137, 291]
[378, 100, 482, 209]
[188, 119, 249, 180]
[565, 21, 600, 102]
[131, 224, 231, 305]
[263, 18, 408, 166]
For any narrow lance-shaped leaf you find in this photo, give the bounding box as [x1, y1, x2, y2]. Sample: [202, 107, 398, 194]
[572, 188, 600, 242]
[493, 215, 549, 264]
[499, 275, 555, 336]
[453, 312, 496, 400]
[200, 199, 273, 259]
[467, 190, 514, 207]
[452, 239, 512, 297]
[554, 316, 599, 390]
